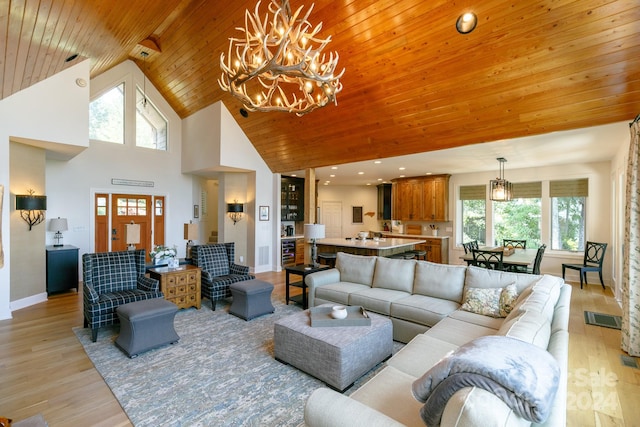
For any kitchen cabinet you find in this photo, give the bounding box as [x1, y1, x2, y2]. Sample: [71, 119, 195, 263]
[377, 183, 392, 220]
[392, 179, 423, 221]
[295, 238, 305, 264]
[281, 176, 305, 221]
[46, 245, 79, 294]
[420, 237, 449, 264]
[392, 174, 450, 221]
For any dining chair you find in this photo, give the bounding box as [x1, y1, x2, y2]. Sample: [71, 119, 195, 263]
[462, 240, 479, 254]
[562, 241, 607, 289]
[503, 239, 527, 249]
[472, 249, 504, 270]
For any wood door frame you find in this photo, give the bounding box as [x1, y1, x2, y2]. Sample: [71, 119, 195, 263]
[93, 191, 166, 254]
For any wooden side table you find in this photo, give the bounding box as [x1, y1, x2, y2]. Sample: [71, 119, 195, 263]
[148, 265, 201, 309]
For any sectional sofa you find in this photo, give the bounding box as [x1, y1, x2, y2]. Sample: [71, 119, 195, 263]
[303, 252, 571, 427]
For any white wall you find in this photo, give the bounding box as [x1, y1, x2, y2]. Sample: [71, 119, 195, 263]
[0, 61, 91, 319]
[182, 101, 278, 273]
[317, 185, 379, 237]
[46, 60, 191, 259]
[450, 161, 614, 282]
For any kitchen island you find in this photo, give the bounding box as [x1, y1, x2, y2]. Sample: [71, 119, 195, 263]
[314, 237, 426, 257]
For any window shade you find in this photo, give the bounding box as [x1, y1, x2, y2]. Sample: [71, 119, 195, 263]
[460, 185, 486, 200]
[550, 178, 589, 197]
[512, 182, 542, 199]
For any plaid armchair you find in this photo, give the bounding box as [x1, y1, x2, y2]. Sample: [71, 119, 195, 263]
[192, 243, 254, 310]
[83, 249, 163, 342]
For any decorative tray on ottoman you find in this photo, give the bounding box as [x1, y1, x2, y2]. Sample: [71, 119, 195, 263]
[309, 306, 372, 327]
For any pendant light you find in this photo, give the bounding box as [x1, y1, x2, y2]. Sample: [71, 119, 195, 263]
[490, 157, 513, 201]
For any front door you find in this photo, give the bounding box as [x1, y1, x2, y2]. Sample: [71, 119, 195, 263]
[111, 194, 152, 254]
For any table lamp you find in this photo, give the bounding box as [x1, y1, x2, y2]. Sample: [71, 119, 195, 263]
[304, 223, 325, 267]
[49, 217, 68, 247]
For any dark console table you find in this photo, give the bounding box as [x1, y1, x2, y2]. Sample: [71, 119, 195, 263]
[46, 245, 79, 294]
[285, 264, 329, 309]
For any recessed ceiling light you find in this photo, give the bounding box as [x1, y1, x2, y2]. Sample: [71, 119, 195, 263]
[331, 166, 338, 170]
[456, 12, 477, 34]
[399, 167, 406, 171]
[425, 172, 432, 175]
[374, 160, 382, 164]
[399, 175, 405, 178]
[330, 174, 335, 177]
[377, 178, 383, 181]
[366, 183, 371, 186]
[358, 172, 364, 175]
[65, 53, 79, 62]
[75, 78, 87, 87]
[291, 174, 297, 177]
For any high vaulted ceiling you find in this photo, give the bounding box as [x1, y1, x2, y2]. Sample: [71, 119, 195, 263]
[2, 0, 639, 176]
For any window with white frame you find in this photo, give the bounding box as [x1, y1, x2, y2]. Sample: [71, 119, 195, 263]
[136, 87, 168, 150]
[493, 182, 541, 247]
[550, 178, 588, 251]
[460, 185, 486, 246]
[89, 83, 125, 144]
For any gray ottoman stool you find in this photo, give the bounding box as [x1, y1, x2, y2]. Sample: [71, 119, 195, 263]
[229, 279, 275, 320]
[274, 304, 393, 391]
[115, 298, 179, 358]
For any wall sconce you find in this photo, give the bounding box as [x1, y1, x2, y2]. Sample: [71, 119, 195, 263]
[48, 217, 68, 247]
[16, 190, 47, 230]
[304, 223, 326, 267]
[125, 221, 141, 250]
[227, 201, 244, 225]
[184, 220, 199, 259]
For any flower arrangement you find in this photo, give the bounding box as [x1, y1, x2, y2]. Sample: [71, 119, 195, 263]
[149, 245, 177, 260]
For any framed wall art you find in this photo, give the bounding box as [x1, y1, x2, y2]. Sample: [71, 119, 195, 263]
[352, 206, 363, 224]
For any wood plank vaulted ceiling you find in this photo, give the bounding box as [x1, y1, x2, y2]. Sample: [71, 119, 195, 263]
[2, 0, 639, 175]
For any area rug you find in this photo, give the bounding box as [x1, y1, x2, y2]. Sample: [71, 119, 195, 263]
[74, 300, 400, 426]
[584, 311, 622, 329]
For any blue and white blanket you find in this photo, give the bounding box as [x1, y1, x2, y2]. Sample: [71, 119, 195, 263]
[411, 335, 560, 426]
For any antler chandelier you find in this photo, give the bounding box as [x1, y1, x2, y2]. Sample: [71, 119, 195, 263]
[219, 0, 344, 116]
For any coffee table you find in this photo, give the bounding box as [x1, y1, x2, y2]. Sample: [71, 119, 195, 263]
[274, 304, 393, 391]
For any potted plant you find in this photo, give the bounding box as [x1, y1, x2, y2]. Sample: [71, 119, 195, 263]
[149, 245, 178, 266]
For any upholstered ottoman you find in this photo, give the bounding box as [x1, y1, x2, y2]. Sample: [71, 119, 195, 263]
[229, 279, 275, 320]
[115, 298, 179, 358]
[274, 304, 393, 391]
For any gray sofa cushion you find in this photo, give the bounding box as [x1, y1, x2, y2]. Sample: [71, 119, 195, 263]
[413, 261, 466, 302]
[372, 257, 416, 292]
[315, 282, 371, 305]
[464, 265, 540, 294]
[390, 294, 460, 328]
[336, 252, 377, 286]
[498, 309, 551, 349]
[349, 288, 410, 315]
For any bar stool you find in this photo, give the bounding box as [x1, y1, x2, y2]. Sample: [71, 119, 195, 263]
[406, 249, 427, 260]
[318, 252, 337, 267]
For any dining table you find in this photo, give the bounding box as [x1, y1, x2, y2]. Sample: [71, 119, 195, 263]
[314, 237, 426, 257]
[460, 247, 539, 269]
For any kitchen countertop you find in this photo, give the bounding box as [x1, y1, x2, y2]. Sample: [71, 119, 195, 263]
[315, 237, 426, 249]
[281, 235, 305, 240]
[381, 232, 449, 240]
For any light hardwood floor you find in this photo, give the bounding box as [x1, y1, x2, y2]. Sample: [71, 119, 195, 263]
[1, 271, 638, 426]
